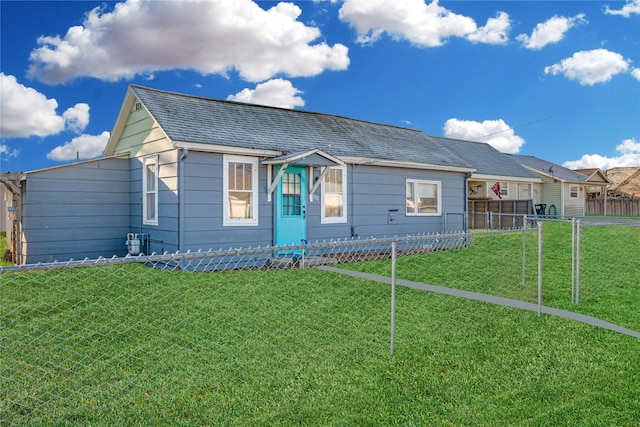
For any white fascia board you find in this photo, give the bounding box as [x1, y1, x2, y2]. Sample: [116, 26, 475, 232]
[173, 141, 282, 157]
[338, 156, 475, 173]
[471, 174, 542, 183]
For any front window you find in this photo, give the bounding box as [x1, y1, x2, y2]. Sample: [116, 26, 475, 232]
[406, 179, 441, 216]
[142, 156, 158, 225]
[224, 155, 259, 226]
[570, 185, 578, 198]
[500, 182, 509, 198]
[321, 166, 347, 223]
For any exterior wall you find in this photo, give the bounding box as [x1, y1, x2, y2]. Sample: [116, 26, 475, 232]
[176, 155, 467, 252]
[128, 151, 180, 255]
[20, 158, 130, 264]
[307, 164, 466, 239]
[179, 151, 273, 251]
[468, 180, 535, 201]
[540, 177, 562, 215]
[563, 183, 585, 217]
[112, 101, 180, 255]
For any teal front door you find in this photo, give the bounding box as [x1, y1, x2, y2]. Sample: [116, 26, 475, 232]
[275, 166, 307, 248]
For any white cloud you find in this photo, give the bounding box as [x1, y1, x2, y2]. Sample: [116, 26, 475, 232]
[0, 73, 90, 139]
[604, 0, 640, 17]
[1, 73, 64, 138]
[516, 13, 586, 50]
[544, 49, 629, 85]
[0, 144, 20, 159]
[339, 0, 507, 47]
[467, 12, 511, 45]
[62, 103, 90, 133]
[563, 138, 640, 170]
[632, 68, 640, 81]
[46, 131, 110, 161]
[227, 79, 305, 109]
[443, 118, 525, 154]
[28, 0, 349, 84]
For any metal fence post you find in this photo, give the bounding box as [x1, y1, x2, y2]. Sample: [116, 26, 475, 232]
[521, 222, 526, 285]
[576, 219, 581, 304]
[390, 240, 397, 356]
[571, 218, 576, 304]
[537, 221, 543, 317]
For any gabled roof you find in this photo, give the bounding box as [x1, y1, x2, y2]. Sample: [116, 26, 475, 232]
[429, 136, 541, 182]
[508, 154, 589, 183]
[574, 168, 610, 184]
[107, 85, 480, 173]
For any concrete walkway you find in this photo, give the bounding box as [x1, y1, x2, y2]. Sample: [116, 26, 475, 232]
[317, 266, 640, 339]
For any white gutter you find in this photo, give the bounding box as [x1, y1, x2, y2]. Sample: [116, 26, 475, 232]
[173, 141, 281, 157]
[338, 156, 475, 174]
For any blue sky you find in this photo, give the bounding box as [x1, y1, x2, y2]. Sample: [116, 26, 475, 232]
[1, 0, 639, 173]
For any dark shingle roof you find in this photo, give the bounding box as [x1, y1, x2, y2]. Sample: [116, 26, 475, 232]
[429, 136, 540, 180]
[509, 154, 588, 182]
[130, 85, 472, 170]
[129, 85, 539, 180]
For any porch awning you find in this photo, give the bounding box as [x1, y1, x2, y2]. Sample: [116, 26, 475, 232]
[263, 149, 344, 202]
[261, 149, 343, 168]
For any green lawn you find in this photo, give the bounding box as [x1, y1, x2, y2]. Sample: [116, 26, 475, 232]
[0, 233, 12, 267]
[1, 224, 639, 425]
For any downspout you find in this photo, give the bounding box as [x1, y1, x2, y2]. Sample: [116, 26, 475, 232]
[463, 172, 470, 232]
[178, 148, 189, 252]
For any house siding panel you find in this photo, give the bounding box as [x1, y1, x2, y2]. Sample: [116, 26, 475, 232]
[128, 151, 180, 255]
[179, 152, 274, 251]
[20, 158, 130, 263]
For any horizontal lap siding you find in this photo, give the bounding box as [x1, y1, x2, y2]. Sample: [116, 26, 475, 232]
[308, 164, 465, 240]
[21, 158, 130, 263]
[181, 152, 273, 251]
[128, 153, 179, 255]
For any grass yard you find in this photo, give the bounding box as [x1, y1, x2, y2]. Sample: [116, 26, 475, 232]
[0, 233, 12, 267]
[1, 223, 640, 425]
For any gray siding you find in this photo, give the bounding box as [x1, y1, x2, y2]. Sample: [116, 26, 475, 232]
[342, 165, 464, 238]
[128, 151, 179, 255]
[177, 155, 466, 252]
[20, 158, 130, 263]
[180, 151, 273, 251]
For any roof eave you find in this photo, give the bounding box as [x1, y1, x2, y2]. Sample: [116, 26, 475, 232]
[173, 141, 282, 157]
[339, 156, 475, 173]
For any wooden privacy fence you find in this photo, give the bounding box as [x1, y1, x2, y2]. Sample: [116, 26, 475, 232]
[586, 198, 640, 216]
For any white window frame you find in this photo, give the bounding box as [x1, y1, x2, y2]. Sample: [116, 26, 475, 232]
[223, 155, 259, 226]
[142, 155, 159, 226]
[500, 182, 509, 198]
[406, 179, 442, 216]
[570, 185, 578, 198]
[321, 165, 348, 224]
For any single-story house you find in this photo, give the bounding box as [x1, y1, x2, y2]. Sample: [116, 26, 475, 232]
[439, 138, 542, 215]
[2, 85, 546, 264]
[574, 168, 611, 199]
[509, 154, 609, 217]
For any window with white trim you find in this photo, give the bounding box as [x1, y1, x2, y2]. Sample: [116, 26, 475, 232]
[406, 179, 441, 216]
[570, 185, 578, 198]
[142, 156, 158, 225]
[223, 155, 259, 226]
[321, 166, 347, 223]
[499, 182, 509, 198]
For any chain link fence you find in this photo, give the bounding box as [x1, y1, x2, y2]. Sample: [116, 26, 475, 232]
[1, 223, 638, 424]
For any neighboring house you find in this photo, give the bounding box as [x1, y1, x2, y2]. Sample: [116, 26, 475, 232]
[574, 168, 610, 198]
[509, 154, 608, 217]
[440, 138, 542, 215]
[605, 166, 640, 198]
[2, 85, 553, 265]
